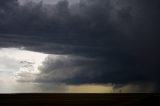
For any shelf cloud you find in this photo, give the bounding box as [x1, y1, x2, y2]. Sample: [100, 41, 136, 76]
[0, 0, 160, 92]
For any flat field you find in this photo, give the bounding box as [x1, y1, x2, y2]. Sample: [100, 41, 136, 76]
[0, 94, 159, 106]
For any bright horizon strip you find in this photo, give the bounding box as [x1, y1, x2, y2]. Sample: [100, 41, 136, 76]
[0, 47, 49, 93]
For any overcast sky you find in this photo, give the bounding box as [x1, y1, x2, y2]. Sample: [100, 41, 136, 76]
[0, 0, 159, 93]
[19, 0, 80, 4]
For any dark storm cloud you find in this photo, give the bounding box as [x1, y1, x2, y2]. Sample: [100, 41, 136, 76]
[34, 55, 145, 85]
[1, 0, 160, 91]
[0, 0, 123, 56]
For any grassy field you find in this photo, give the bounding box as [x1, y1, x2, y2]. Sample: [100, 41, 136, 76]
[0, 94, 159, 106]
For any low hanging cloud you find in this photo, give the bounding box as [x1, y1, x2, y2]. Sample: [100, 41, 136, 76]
[0, 0, 160, 92]
[16, 54, 159, 92]
[36, 55, 109, 84]
[40, 54, 159, 86]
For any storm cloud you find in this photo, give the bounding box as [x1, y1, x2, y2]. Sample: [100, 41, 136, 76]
[0, 0, 160, 92]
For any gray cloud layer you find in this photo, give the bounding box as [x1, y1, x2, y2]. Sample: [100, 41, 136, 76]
[0, 0, 160, 92]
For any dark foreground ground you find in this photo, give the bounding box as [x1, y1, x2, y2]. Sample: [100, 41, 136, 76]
[0, 94, 159, 106]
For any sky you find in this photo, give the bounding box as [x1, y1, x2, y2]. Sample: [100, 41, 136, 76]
[0, 0, 160, 93]
[19, 0, 80, 5]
